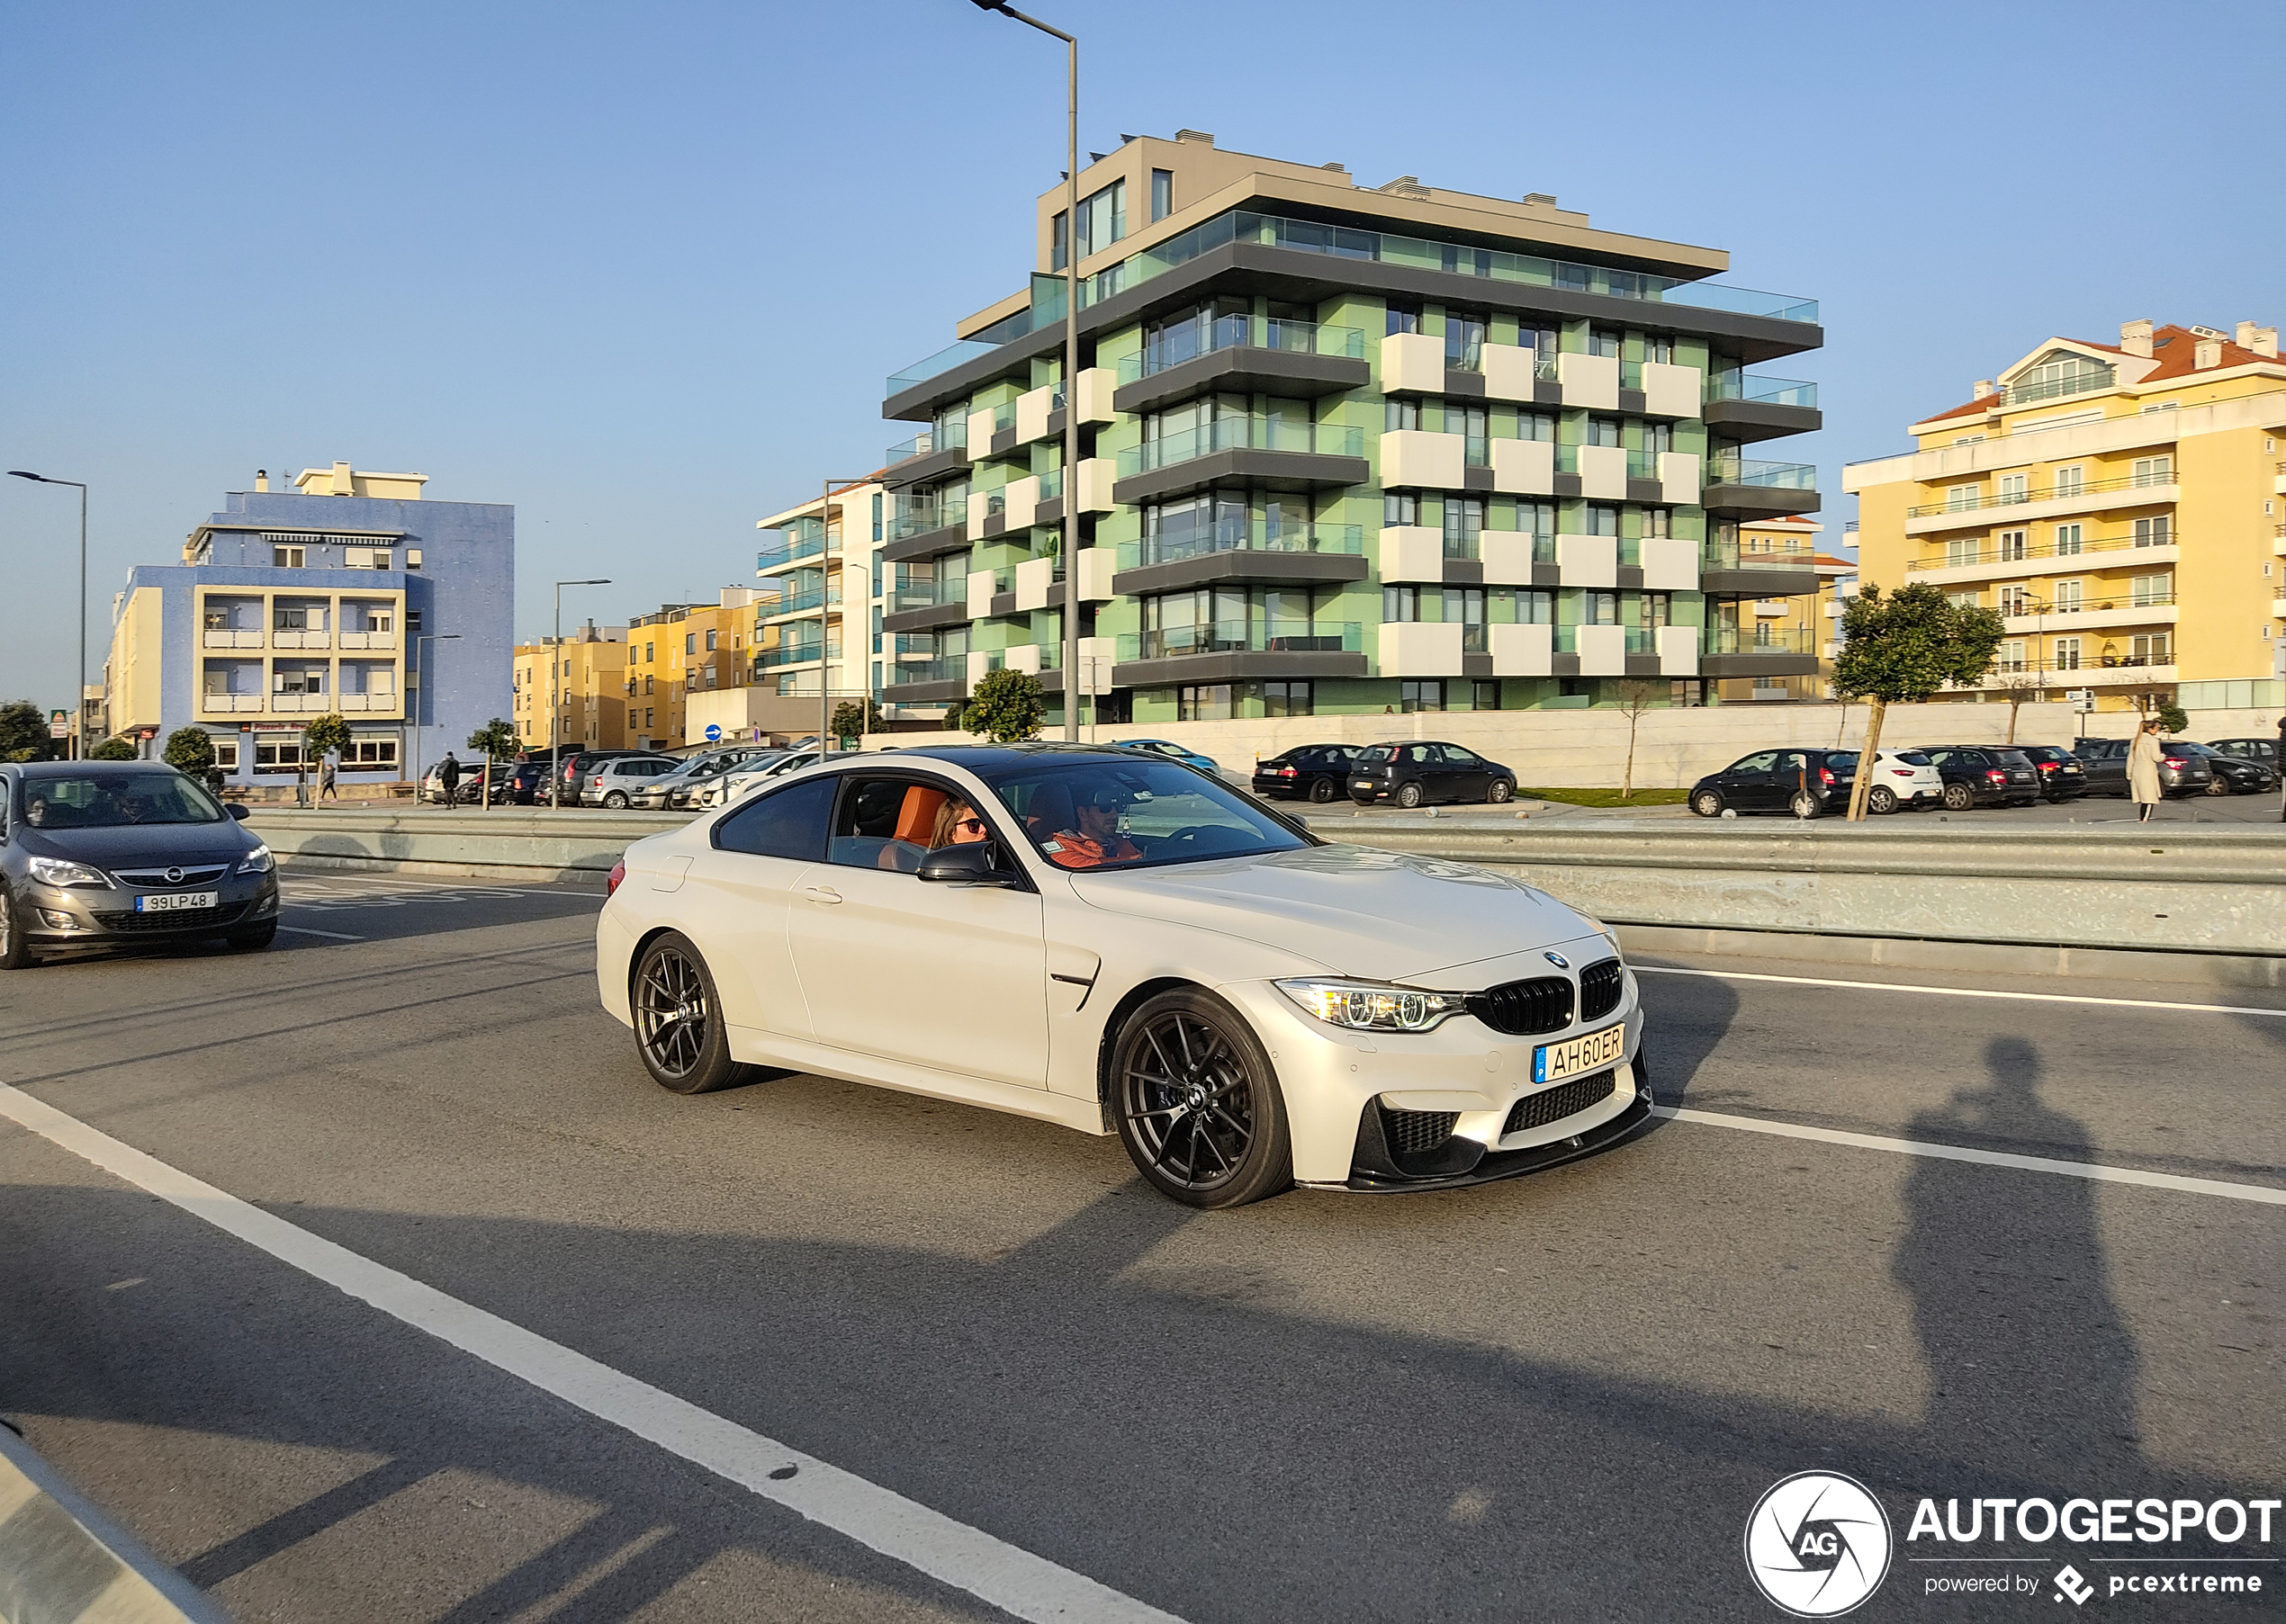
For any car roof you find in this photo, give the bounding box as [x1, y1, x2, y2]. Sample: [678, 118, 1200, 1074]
[10, 759, 184, 778]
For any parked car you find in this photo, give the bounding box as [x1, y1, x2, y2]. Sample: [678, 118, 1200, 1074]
[0, 761, 279, 966]
[1688, 749, 1857, 819]
[2013, 744, 2090, 803]
[712, 749, 821, 807]
[1251, 744, 1363, 803]
[546, 749, 652, 806]
[1348, 741, 1518, 807]
[597, 743, 1651, 1207]
[419, 761, 512, 805]
[2166, 740, 2276, 795]
[1919, 746, 2043, 810]
[582, 755, 682, 808]
[1117, 739, 1229, 779]
[1829, 749, 1941, 814]
[634, 747, 773, 811]
[2206, 737, 2282, 773]
[2072, 737, 2213, 798]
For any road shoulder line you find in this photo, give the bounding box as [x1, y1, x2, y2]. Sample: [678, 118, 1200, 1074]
[1635, 964, 2286, 1018]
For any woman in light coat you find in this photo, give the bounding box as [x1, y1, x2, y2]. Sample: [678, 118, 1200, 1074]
[2128, 719, 2165, 822]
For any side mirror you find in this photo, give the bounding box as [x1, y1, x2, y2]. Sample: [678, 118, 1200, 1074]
[226, 803, 251, 821]
[916, 842, 1024, 888]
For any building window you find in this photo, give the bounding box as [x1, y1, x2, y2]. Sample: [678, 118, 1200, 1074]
[271, 545, 304, 568]
[1516, 501, 1556, 541]
[1386, 298, 1420, 336]
[1385, 398, 1420, 432]
[1642, 507, 1671, 538]
[1646, 335, 1673, 363]
[1444, 307, 1486, 370]
[1586, 591, 1619, 625]
[1997, 640, 2027, 673]
[1514, 411, 1555, 442]
[870, 493, 883, 543]
[2129, 572, 2172, 607]
[684, 633, 697, 657]
[1384, 492, 1419, 526]
[1443, 498, 1483, 558]
[2133, 516, 2172, 547]
[1586, 417, 1622, 448]
[1642, 592, 1672, 629]
[1996, 471, 2029, 505]
[706, 629, 718, 651]
[1383, 586, 1421, 623]
[1944, 484, 1980, 513]
[2054, 523, 2084, 555]
[1588, 329, 1621, 358]
[1998, 584, 2031, 616]
[253, 740, 306, 775]
[212, 740, 239, 771]
[644, 707, 655, 728]
[346, 739, 398, 768]
[1151, 168, 1174, 221]
[1259, 680, 1311, 717]
[1944, 589, 1979, 608]
[2131, 455, 2172, 488]
[1444, 587, 1488, 650]
[1996, 529, 2027, 561]
[2130, 633, 2171, 664]
[1058, 178, 1125, 265]
[1177, 684, 1233, 722]
[407, 609, 423, 633]
[1587, 505, 1619, 536]
[2053, 637, 2081, 670]
[1510, 588, 1554, 624]
[1472, 681, 1500, 711]
[2052, 465, 2084, 498]
[1400, 679, 1444, 713]
[2054, 580, 2083, 614]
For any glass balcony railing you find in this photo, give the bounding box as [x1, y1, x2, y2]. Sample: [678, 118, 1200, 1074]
[889, 575, 968, 612]
[1626, 449, 1665, 481]
[1705, 458, 1817, 490]
[1703, 539, 1815, 571]
[1116, 520, 1364, 570]
[885, 420, 970, 464]
[886, 656, 968, 686]
[2006, 368, 2113, 407]
[1116, 315, 1365, 384]
[757, 532, 838, 572]
[1709, 373, 1819, 409]
[887, 494, 968, 542]
[1038, 466, 1064, 500]
[772, 585, 842, 616]
[1116, 417, 1364, 479]
[757, 641, 835, 669]
[1708, 626, 1815, 655]
[1115, 620, 1362, 662]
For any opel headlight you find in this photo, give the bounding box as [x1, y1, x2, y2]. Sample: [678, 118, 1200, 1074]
[1275, 978, 1470, 1033]
[237, 844, 274, 875]
[29, 857, 112, 889]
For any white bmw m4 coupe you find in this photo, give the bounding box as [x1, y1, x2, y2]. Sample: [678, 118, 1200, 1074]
[597, 744, 1652, 1207]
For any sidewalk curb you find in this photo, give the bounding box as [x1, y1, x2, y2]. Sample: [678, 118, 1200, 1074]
[0, 1422, 230, 1624]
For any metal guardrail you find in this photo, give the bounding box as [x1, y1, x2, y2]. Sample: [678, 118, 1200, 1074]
[0, 1421, 233, 1623]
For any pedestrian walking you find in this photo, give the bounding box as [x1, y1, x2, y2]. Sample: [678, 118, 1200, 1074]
[2128, 718, 2165, 823]
[437, 751, 461, 807]
[318, 756, 338, 801]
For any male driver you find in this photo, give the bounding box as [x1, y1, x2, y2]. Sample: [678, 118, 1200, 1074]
[1042, 784, 1142, 869]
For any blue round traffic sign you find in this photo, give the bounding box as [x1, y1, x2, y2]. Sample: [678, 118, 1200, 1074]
[704, 723, 723, 742]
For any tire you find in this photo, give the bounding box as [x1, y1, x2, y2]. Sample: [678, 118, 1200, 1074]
[632, 932, 747, 1095]
[1487, 778, 1514, 804]
[603, 791, 630, 809]
[1111, 989, 1292, 1208]
[2204, 776, 2231, 797]
[1941, 783, 1973, 812]
[1395, 781, 1424, 809]
[226, 919, 277, 951]
[0, 885, 34, 971]
[1689, 789, 1724, 818]
[1308, 776, 1336, 804]
[1788, 790, 1821, 820]
[1866, 785, 1897, 815]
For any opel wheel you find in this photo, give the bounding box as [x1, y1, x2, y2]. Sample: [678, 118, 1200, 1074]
[1942, 783, 1973, 811]
[0, 885, 33, 971]
[1487, 778, 1514, 804]
[1690, 789, 1724, 818]
[633, 933, 746, 1095]
[1112, 989, 1292, 1208]
[1867, 785, 1897, 815]
[1395, 782, 1424, 809]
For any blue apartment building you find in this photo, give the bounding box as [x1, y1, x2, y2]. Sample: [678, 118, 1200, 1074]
[103, 462, 514, 786]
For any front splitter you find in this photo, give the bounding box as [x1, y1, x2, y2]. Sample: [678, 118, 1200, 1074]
[1306, 1085, 1658, 1194]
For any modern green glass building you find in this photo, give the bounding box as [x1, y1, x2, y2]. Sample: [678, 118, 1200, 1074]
[876, 131, 1823, 726]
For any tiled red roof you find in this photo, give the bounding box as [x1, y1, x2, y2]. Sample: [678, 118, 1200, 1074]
[1913, 326, 2280, 427]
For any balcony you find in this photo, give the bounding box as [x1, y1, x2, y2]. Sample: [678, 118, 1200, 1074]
[1905, 530, 2180, 585]
[202, 628, 265, 649]
[758, 530, 838, 573]
[1904, 470, 2177, 534]
[882, 419, 970, 490]
[1703, 373, 1822, 444]
[886, 655, 969, 687]
[267, 693, 335, 713]
[1700, 457, 1820, 518]
[770, 585, 843, 617]
[1113, 519, 1367, 596]
[1114, 315, 1368, 416]
[336, 631, 397, 650]
[757, 641, 833, 670]
[883, 495, 971, 561]
[1112, 417, 1368, 507]
[334, 693, 400, 714]
[199, 694, 264, 713]
[271, 630, 330, 650]
[1112, 619, 1366, 687]
[2002, 595, 2177, 634]
[1700, 537, 1819, 597]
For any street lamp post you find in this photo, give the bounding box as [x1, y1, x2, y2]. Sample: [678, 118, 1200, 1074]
[806, 480, 871, 758]
[969, 1, 1081, 740]
[8, 471, 89, 758]
[411, 633, 462, 799]
[551, 579, 611, 806]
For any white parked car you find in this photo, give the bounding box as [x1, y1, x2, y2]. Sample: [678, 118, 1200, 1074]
[596, 744, 1651, 1207]
[1849, 748, 1943, 813]
[701, 749, 821, 809]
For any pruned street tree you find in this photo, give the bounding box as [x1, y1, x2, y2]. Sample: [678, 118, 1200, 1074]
[960, 668, 1044, 743]
[162, 726, 215, 775]
[829, 699, 882, 744]
[468, 717, 517, 810]
[1614, 679, 1660, 800]
[1832, 583, 2007, 821]
[0, 700, 56, 763]
[89, 737, 138, 761]
[302, 713, 351, 801]
[1995, 669, 2041, 744]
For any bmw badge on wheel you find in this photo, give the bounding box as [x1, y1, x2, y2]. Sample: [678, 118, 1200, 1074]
[1743, 1471, 1892, 1617]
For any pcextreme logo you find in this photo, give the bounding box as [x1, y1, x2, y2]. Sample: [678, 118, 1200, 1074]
[1744, 1472, 1894, 1617]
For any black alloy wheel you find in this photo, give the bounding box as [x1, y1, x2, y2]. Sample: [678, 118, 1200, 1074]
[1395, 781, 1425, 809]
[1866, 785, 1897, 815]
[0, 884, 32, 971]
[634, 932, 746, 1095]
[1690, 788, 1724, 818]
[1112, 990, 1292, 1208]
[1308, 776, 1336, 803]
[1941, 783, 1974, 811]
[1487, 778, 1515, 803]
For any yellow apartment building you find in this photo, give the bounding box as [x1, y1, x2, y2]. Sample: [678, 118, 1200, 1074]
[624, 588, 773, 749]
[1707, 516, 1856, 702]
[1843, 319, 2286, 714]
[513, 624, 629, 752]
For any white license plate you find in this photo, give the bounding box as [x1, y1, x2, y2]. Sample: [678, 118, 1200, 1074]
[134, 891, 218, 912]
[1534, 1022, 1625, 1085]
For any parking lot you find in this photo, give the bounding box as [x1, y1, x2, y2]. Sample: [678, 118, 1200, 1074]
[2, 869, 2281, 1620]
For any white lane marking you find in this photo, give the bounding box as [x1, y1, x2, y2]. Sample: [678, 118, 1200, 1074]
[0, 1085, 1184, 1624]
[279, 874, 597, 900]
[1654, 1106, 2286, 1207]
[1635, 965, 2286, 1019]
[274, 925, 366, 941]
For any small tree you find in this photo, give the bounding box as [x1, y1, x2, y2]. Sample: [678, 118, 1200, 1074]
[960, 668, 1045, 743]
[302, 714, 351, 800]
[90, 736, 139, 761]
[2153, 700, 2190, 734]
[468, 717, 516, 811]
[1613, 679, 1660, 800]
[1995, 670, 2041, 744]
[1833, 583, 2007, 821]
[0, 699, 55, 763]
[162, 727, 215, 775]
[829, 699, 882, 744]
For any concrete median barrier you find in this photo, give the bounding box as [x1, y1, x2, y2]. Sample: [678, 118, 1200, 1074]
[0, 1423, 230, 1623]
[247, 807, 691, 883]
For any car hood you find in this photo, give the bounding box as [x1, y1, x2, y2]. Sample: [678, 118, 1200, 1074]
[16, 822, 252, 870]
[1066, 842, 1597, 982]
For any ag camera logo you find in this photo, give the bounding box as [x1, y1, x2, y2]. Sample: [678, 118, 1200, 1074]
[1745, 1472, 1894, 1617]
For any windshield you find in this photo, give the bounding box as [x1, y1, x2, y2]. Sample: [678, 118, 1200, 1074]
[20, 772, 225, 830]
[984, 758, 1312, 873]
[2169, 741, 2215, 757]
[1357, 745, 1397, 763]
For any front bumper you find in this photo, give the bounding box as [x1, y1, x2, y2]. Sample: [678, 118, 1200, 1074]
[1332, 1072, 1655, 1191]
[26, 875, 279, 947]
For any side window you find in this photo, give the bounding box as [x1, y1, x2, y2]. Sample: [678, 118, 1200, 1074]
[1444, 747, 1480, 766]
[1732, 752, 1779, 774]
[827, 776, 964, 873]
[714, 776, 834, 860]
[1406, 744, 1436, 764]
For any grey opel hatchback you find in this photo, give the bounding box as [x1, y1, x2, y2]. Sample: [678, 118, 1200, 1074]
[0, 761, 279, 967]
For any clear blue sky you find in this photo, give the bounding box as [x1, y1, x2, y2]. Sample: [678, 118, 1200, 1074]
[4, 0, 2278, 717]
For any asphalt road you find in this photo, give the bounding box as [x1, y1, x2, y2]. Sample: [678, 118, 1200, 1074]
[2, 870, 2280, 1621]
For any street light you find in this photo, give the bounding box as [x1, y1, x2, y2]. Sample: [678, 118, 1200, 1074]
[8, 471, 89, 758]
[411, 633, 462, 798]
[968, 0, 1081, 740]
[812, 479, 871, 757]
[552, 579, 611, 806]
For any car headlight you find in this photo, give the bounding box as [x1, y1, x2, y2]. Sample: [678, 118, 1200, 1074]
[1275, 977, 1470, 1033]
[237, 844, 274, 875]
[29, 857, 112, 889]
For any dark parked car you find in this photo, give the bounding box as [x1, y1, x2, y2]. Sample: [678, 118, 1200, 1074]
[1252, 744, 1362, 803]
[1347, 741, 1516, 807]
[419, 760, 513, 805]
[0, 761, 278, 967]
[2168, 740, 2276, 795]
[504, 758, 554, 804]
[2013, 744, 2089, 803]
[1688, 749, 1858, 819]
[2072, 737, 2212, 797]
[2207, 737, 2282, 771]
[1920, 746, 2043, 810]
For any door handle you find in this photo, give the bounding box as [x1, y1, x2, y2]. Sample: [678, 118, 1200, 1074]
[799, 885, 842, 904]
